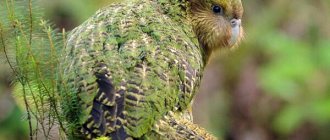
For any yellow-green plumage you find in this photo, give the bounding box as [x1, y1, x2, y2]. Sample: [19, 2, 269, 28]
[59, 0, 243, 139]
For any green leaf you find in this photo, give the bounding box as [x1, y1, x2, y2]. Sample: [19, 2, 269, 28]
[273, 105, 304, 134]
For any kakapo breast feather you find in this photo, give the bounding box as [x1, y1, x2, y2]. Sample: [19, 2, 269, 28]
[60, 0, 205, 139]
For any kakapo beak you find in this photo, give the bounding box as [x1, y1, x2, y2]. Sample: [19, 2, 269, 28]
[229, 18, 242, 47]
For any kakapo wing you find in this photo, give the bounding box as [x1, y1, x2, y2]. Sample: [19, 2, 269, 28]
[60, 1, 204, 139]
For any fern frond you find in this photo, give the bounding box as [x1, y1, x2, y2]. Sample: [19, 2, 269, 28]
[1, 0, 68, 139]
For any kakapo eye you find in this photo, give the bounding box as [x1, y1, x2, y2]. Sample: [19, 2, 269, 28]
[212, 5, 223, 14]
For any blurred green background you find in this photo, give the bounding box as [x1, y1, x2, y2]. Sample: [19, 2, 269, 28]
[1, 0, 330, 139]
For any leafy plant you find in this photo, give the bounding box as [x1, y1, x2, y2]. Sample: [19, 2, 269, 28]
[0, 0, 67, 139]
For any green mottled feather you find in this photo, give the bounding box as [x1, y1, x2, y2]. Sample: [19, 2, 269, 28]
[60, 0, 205, 139]
[145, 111, 217, 140]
